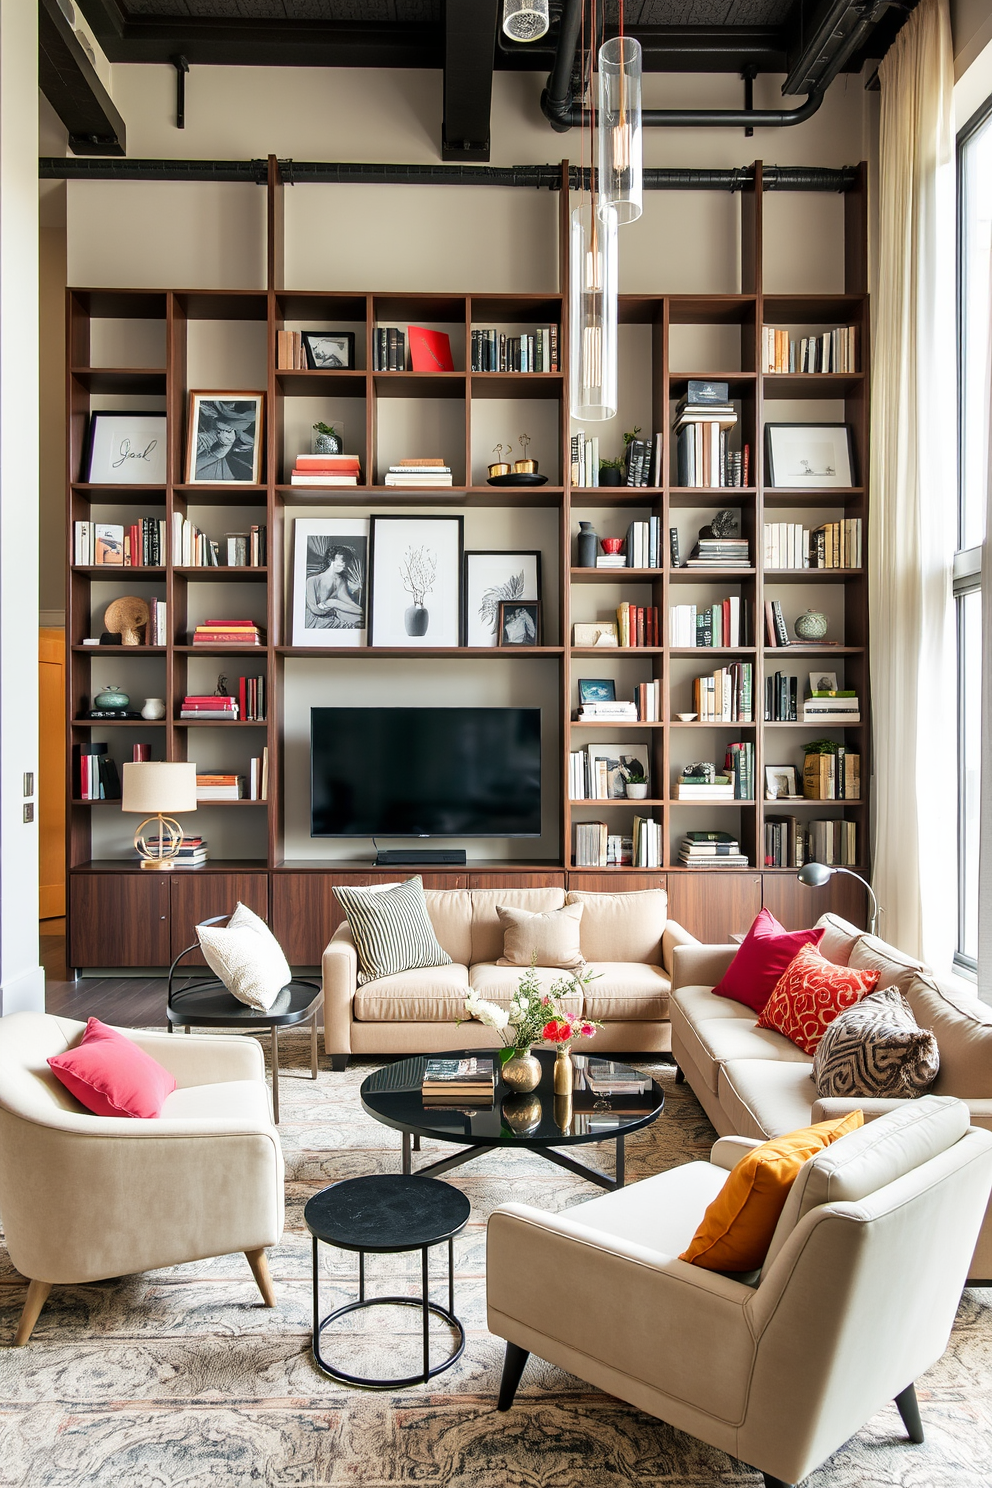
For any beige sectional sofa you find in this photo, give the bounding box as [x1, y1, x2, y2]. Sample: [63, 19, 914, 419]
[670, 911, 992, 1281]
[323, 885, 694, 1065]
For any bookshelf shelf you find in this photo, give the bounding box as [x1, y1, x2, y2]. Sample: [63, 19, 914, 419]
[173, 567, 269, 581]
[174, 719, 268, 728]
[671, 568, 757, 583]
[763, 568, 864, 582]
[71, 719, 165, 728]
[70, 367, 167, 394]
[762, 373, 862, 397]
[71, 645, 167, 654]
[275, 645, 565, 659]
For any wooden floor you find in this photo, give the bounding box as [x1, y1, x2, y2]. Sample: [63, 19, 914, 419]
[42, 919, 170, 1027]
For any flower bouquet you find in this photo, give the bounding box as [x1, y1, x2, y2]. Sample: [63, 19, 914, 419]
[461, 960, 602, 1093]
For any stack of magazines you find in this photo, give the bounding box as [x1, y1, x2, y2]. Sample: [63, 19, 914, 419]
[420, 1056, 495, 1104]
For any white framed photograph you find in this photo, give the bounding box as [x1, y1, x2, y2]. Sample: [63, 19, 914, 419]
[84, 411, 167, 484]
[369, 515, 464, 647]
[765, 423, 854, 488]
[463, 550, 541, 647]
[765, 765, 800, 800]
[186, 391, 264, 484]
[586, 742, 650, 800]
[291, 518, 369, 647]
[809, 669, 839, 694]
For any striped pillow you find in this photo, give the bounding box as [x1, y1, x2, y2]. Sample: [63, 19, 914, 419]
[334, 876, 452, 986]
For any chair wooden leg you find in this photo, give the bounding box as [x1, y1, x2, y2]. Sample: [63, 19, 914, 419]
[497, 1341, 530, 1410]
[270, 1026, 280, 1124]
[13, 1280, 52, 1345]
[310, 1012, 319, 1079]
[245, 1248, 276, 1307]
[895, 1382, 924, 1443]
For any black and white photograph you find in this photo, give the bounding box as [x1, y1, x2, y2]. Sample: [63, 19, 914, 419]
[765, 423, 854, 488]
[84, 411, 167, 485]
[578, 678, 616, 703]
[369, 515, 463, 648]
[499, 600, 541, 647]
[586, 743, 650, 799]
[809, 670, 839, 694]
[302, 331, 356, 371]
[765, 765, 800, 800]
[291, 518, 369, 647]
[186, 392, 264, 484]
[463, 550, 542, 647]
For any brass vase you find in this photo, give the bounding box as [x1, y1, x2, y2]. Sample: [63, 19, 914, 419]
[501, 1048, 542, 1093]
[553, 1045, 574, 1095]
[501, 1093, 543, 1135]
[554, 1091, 573, 1134]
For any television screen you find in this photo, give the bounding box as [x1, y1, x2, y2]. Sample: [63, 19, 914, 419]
[311, 707, 542, 838]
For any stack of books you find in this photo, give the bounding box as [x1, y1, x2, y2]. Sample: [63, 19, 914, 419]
[669, 597, 749, 647]
[621, 518, 662, 567]
[384, 458, 452, 488]
[421, 1056, 495, 1104]
[691, 662, 753, 722]
[633, 815, 662, 867]
[180, 694, 239, 721]
[685, 536, 751, 568]
[803, 691, 861, 725]
[596, 549, 627, 570]
[803, 748, 861, 799]
[238, 675, 266, 722]
[249, 748, 269, 801]
[570, 432, 600, 486]
[470, 327, 557, 371]
[573, 820, 608, 866]
[762, 324, 857, 374]
[808, 819, 857, 866]
[275, 330, 307, 368]
[195, 773, 244, 801]
[575, 699, 638, 724]
[810, 520, 862, 568]
[674, 768, 735, 802]
[766, 672, 799, 721]
[290, 453, 361, 487]
[615, 602, 660, 647]
[675, 382, 745, 489]
[764, 817, 804, 868]
[764, 522, 810, 570]
[74, 520, 166, 567]
[74, 743, 120, 801]
[191, 619, 264, 647]
[146, 834, 209, 869]
[373, 327, 406, 370]
[679, 831, 748, 868]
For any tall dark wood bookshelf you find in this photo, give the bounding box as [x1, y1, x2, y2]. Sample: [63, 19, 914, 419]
[65, 158, 871, 971]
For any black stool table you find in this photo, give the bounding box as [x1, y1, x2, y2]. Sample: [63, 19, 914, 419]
[304, 1174, 471, 1389]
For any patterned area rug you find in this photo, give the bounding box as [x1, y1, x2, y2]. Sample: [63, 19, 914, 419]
[1, 1039, 990, 1487]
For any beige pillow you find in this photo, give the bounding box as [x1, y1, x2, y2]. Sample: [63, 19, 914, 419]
[848, 934, 929, 998]
[496, 901, 584, 970]
[566, 888, 667, 965]
[902, 971, 992, 1097]
[814, 912, 863, 966]
[197, 902, 292, 1011]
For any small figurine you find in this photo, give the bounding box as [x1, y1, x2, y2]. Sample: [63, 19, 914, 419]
[698, 508, 739, 540]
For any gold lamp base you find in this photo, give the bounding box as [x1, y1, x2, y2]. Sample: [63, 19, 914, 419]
[134, 813, 184, 870]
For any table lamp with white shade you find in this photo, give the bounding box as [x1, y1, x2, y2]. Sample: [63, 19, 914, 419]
[122, 761, 197, 870]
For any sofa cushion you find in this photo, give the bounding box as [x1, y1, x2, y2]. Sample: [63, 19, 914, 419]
[335, 877, 452, 986]
[581, 963, 671, 1022]
[161, 1078, 273, 1124]
[469, 888, 567, 965]
[902, 973, 992, 1097]
[353, 964, 471, 1022]
[671, 985, 758, 1024]
[757, 943, 880, 1055]
[712, 908, 824, 1013]
[424, 889, 475, 967]
[812, 987, 940, 1099]
[674, 1015, 812, 1095]
[847, 934, 929, 997]
[497, 901, 585, 970]
[718, 1059, 818, 1141]
[814, 912, 864, 966]
[469, 963, 582, 1013]
[564, 889, 667, 966]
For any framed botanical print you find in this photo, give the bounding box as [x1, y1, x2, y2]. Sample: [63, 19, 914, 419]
[291, 518, 369, 647]
[368, 515, 464, 647]
[186, 392, 265, 484]
[463, 550, 542, 648]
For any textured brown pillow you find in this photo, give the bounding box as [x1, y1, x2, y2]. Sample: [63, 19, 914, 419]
[813, 986, 939, 1099]
[496, 901, 584, 970]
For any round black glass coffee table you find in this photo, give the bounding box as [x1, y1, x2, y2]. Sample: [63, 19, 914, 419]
[305, 1173, 471, 1389]
[361, 1050, 664, 1192]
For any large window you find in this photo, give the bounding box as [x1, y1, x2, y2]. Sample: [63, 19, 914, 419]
[955, 98, 992, 974]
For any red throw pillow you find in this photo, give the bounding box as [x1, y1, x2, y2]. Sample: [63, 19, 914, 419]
[712, 908, 825, 1013]
[48, 1018, 176, 1118]
[758, 943, 881, 1055]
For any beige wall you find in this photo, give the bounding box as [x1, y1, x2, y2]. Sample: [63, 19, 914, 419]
[952, 0, 992, 79]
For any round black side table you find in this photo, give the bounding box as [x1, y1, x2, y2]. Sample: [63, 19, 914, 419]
[304, 1174, 471, 1389]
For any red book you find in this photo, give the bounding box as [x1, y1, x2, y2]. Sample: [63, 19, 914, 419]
[295, 453, 361, 468]
[637, 608, 645, 647]
[239, 677, 247, 717]
[408, 325, 454, 372]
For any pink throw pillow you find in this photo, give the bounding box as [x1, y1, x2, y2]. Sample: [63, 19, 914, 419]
[48, 1018, 176, 1118]
[712, 908, 825, 1013]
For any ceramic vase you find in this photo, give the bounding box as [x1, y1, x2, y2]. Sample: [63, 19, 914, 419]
[94, 685, 129, 710]
[501, 1048, 542, 1093]
[599, 468, 623, 486]
[404, 604, 429, 637]
[313, 431, 341, 455]
[794, 609, 829, 641]
[577, 521, 599, 568]
[141, 697, 166, 720]
[553, 1045, 574, 1095]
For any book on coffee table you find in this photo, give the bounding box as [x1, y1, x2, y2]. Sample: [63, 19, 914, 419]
[421, 1056, 495, 1099]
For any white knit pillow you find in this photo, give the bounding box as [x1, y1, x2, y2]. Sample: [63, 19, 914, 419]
[197, 902, 291, 1011]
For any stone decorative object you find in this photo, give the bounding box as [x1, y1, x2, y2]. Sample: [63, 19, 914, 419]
[794, 609, 830, 641]
[699, 509, 739, 540]
[577, 522, 599, 567]
[94, 684, 130, 710]
[501, 1048, 542, 1093]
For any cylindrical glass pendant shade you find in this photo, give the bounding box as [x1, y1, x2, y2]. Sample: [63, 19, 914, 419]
[570, 203, 618, 421]
[502, 0, 549, 41]
[598, 36, 643, 224]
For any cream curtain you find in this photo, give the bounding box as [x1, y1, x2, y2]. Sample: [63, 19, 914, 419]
[870, 0, 957, 965]
[979, 252, 992, 1001]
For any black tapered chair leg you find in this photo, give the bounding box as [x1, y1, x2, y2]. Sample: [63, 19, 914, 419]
[497, 1342, 530, 1411]
[895, 1382, 924, 1443]
[330, 1054, 349, 1072]
[762, 1475, 794, 1488]
[674, 1064, 685, 1085]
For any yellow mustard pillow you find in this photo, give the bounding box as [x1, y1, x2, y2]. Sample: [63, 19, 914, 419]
[679, 1109, 864, 1272]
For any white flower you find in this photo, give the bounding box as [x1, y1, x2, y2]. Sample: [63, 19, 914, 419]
[464, 994, 509, 1032]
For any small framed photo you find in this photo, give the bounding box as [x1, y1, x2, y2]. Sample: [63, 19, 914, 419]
[463, 550, 542, 647]
[369, 514, 463, 648]
[573, 621, 619, 648]
[498, 600, 541, 647]
[809, 670, 839, 695]
[186, 392, 264, 484]
[765, 423, 854, 488]
[292, 518, 369, 647]
[84, 411, 167, 484]
[586, 743, 650, 799]
[302, 331, 356, 371]
[765, 766, 800, 800]
[578, 678, 616, 703]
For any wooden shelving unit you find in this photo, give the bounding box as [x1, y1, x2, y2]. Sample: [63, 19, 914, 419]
[65, 156, 871, 970]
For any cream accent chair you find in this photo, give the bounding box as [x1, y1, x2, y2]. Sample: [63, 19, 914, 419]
[0, 1013, 285, 1345]
[488, 1097, 992, 1488]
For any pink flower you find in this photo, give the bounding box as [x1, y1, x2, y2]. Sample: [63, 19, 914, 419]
[580, 1022, 595, 1038]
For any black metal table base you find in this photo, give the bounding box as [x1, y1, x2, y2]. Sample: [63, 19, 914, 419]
[402, 1130, 625, 1191]
[311, 1236, 465, 1388]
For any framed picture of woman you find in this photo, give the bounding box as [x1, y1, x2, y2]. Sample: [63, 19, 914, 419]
[291, 518, 369, 646]
[186, 391, 265, 484]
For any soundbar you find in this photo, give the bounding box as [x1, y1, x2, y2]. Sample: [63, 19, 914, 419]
[374, 849, 467, 866]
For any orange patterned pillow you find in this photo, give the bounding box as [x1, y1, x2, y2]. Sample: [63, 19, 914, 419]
[758, 942, 880, 1054]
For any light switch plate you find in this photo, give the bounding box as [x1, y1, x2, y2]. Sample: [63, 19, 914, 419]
[23, 772, 34, 797]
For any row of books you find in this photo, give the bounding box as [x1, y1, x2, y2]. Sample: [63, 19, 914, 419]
[180, 677, 265, 721]
[633, 815, 663, 867]
[803, 691, 861, 724]
[669, 598, 751, 648]
[764, 600, 793, 648]
[372, 327, 407, 371]
[675, 744, 754, 801]
[684, 536, 750, 569]
[384, 459, 452, 488]
[171, 515, 267, 568]
[803, 748, 861, 799]
[761, 324, 858, 375]
[621, 519, 662, 569]
[763, 520, 862, 570]
[570, 432, 601, 487]
[74, 743, 121, 800]
[275, 331, 311, 370]
[470, 328, 557, 372]
[74, 520, 166, 567]
[691, 662, 754, 722]
[290, 454, 361, 487]
[624, 435, 664, 487]
[676, 423, 746, 489]
[573, 819, 662, 868]
[191, 619, 264, 647]
[725, 741, 755, 799]
[145, 834, 209, 868]
[249, 749, 269, 800]
[680, 831, 748, 868]
[765, 672, 800, 721]
[568, 748, 651, 802]
[809, 819, 858, 865]
[615, 603, 660, 647]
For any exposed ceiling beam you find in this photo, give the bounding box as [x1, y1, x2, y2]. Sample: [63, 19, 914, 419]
[442, 0, 500, 162]
[39, 0, 126, 156]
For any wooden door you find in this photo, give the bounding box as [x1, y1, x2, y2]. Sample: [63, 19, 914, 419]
[170, 872, 270, 966]
[39, 628, 65, 919]
[666, 872, 762, 944]
[70, 873, 171, 967]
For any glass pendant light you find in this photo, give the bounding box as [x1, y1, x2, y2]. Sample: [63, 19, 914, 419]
[570, 200, 618, 421]
[502, 0, 549, 42]
[598, 36, 643, 224]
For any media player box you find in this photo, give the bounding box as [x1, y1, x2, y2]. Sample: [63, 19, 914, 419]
[374, 849, 467, 866]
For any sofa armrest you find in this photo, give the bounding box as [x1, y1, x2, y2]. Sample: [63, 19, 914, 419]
[671, 942, 737, 993]
[661, 919, 698, 978]
[125, 1029, 265, 1087]
[812, 1097, 910, 1124]
[961, 1100, 992, 1130]
[711, 1135, 763, 1170]
[323, 922, 358, 1056]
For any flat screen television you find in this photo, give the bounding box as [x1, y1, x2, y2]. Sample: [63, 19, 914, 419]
[311, 707, 542, 838]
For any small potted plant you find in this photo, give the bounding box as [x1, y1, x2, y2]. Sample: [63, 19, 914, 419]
[599, 456, 625, 487]
[312, 421, 341, 455]
[624, 763, 649, 799]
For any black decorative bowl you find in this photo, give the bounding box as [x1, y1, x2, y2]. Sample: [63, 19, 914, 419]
[486, 473, 549, 487]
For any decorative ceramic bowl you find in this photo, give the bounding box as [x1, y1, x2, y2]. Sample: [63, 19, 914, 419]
[601, 537, 624, 555]
[94, 684, 130, 710]
[677, 712, 698, 722]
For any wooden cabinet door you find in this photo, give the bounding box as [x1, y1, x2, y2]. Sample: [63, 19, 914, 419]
[567, 874, 666, 894]
[170, 873, 270, 966]
[666, 872, 762, 945]
[272, 873, 359, 966]
[761, 871, 868, 933]
[469, 872, 565, 890]
[70, 873, 171, 968]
